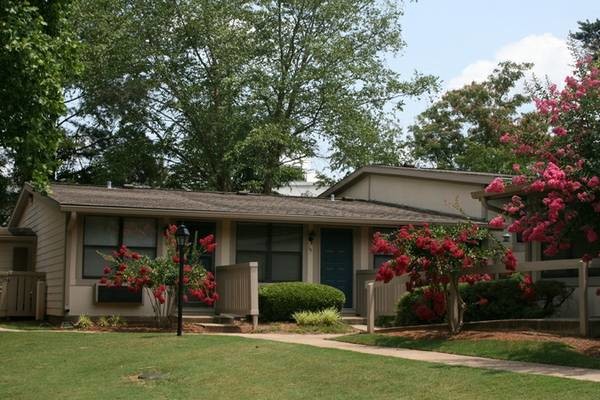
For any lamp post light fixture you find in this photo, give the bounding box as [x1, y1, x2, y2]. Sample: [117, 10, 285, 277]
[175, 224, 190, 336]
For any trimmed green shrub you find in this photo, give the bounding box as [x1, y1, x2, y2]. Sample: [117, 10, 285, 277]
[396, 276, 571, 326]
[293, 308, 341, 326]
[259, 282, 345, 322]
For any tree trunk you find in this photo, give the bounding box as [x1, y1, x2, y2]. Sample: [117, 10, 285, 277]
[447, 276, 465, 335]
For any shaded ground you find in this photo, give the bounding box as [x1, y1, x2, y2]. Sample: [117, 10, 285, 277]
[336, 329, 600, 370]
[385, 328, 600, 358]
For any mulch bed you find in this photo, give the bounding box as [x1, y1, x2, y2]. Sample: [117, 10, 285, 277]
[384, 328, 600, 358]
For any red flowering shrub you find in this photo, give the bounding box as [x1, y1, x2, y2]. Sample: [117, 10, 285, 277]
[100, 225, 217, 326]
[489, 59, 600, 261]
[373, 223, 513, 333]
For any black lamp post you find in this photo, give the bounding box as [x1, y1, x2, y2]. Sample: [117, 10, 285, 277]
[175, 224, 190, 336]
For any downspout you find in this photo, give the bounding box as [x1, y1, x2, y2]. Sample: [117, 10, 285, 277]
[64, 211, 77, 315]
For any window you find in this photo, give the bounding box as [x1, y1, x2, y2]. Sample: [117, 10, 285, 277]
[12, 247, 29, 271]
[178, 221, 216, 272]
[236, 223, 302, 282]
[83, 216, 157, 279]
[372, 227, 395, 269]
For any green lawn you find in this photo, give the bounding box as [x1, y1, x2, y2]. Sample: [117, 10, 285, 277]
[0, 332, 599, 399]
[336, 333, 600, 370]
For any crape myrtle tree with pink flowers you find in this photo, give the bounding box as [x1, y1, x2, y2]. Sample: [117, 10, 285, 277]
[100, 225, 218, 327]
[372, 223, 516, 334]
[485, 58, 600, 262]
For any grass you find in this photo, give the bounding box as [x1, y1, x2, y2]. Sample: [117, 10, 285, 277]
[336, 333, 600, 370]
[0, 320, 59, 331]
[1, 332, 599, 399]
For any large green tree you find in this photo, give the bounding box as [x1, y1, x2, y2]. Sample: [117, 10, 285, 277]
[65, 0, 436, 193]
[408, 62, 536, 174]
[570, 19, 600, 59]
[0, 0, 79, 223]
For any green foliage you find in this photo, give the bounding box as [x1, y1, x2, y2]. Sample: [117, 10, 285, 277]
[259, 282, 345, 322]
[570, 19, 600, 59]
[74, 314, 94, 330]
[66, 0, 437, 192]
[293, 308, 342, 326]
[107, 315, 125, 327]
[0, 0, 80, 195]
[396, 277, 570, 326]
[396, 289, 444, 326]
[97, 316, 110, 328]
[409, 61, 538, 173]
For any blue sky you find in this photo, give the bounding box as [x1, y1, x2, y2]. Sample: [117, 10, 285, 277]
[392, 0, 600, 122]
[312, 1, 600, 178]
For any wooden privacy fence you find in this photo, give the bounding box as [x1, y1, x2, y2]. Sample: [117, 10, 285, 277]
[214, 262, 259, 328]
[0, 271, 46, 319]
[362, 258, 599, 336]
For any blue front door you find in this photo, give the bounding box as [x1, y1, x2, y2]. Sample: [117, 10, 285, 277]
[321, 229, 353, 308]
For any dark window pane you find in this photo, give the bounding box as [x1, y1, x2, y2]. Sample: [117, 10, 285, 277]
[128, 247, 156, 259]
[83, 246, 114, 278]
[12, 247, 29, 271]
[123, 218, 156, 247]
[271, 253, 302, 281]
[271, 225, 302, 252]
[374, 254, 393, 269]
[237, 223, 269, 251]
[237, 251, 268, 282]
[84, 216, 119, 246]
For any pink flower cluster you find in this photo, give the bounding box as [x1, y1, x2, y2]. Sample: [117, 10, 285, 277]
[372, 223, 514, 288]
[488, 59, 600, 261]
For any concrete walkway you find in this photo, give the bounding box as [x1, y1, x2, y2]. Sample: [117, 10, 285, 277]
[233, 333, 600, 383]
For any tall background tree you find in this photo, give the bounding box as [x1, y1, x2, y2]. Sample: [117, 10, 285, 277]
[408, 62, 539, 174]
[62, 0, 437, 193]
[0, 0, 79, 223]
[570, 18, 600, 60]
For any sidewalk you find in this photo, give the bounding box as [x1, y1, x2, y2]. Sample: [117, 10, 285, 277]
[233, 333, 600, 383]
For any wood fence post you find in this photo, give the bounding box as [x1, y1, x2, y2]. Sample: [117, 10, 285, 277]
[579, 261, 589, 337]
[366, 281, 375, 334]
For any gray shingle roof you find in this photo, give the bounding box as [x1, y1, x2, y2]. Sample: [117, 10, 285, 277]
[45, 183, 473, 225]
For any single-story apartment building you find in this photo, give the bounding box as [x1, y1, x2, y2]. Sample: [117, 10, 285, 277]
[1, 165, 510, 320]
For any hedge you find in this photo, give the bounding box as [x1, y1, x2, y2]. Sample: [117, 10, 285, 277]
[259, 282, 345, 322]
[396, 276, 571, 326]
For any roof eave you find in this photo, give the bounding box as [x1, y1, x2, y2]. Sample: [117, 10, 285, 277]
[58, 204, 471, 226]
[320, 166, 511, 198]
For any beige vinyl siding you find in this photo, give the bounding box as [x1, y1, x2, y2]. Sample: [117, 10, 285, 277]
[17, 194, 66, 316]
[0, 243, 12, 271]
[338, 174, 486, 219]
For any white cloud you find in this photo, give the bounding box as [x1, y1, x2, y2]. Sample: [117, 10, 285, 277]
[447, 33, 573, 90]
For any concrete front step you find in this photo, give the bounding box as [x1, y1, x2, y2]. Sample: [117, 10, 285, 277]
[195, 322, 248, 333]
[342, 316, 367, 325]
[183, 314, 236, 324]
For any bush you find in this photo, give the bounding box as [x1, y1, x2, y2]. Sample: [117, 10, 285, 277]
[75, 314, 94, 330]
[97, 316, 110, 328]
[108, 315, 125, 327]
[293, 308, 341, 326]
[396, 276, 570, 326]
[259, 282, 345, 322]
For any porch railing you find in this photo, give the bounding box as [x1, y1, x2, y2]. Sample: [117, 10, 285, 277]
[214, 262, 259, 328]
[355, 270, 409, 318]
[362, 258, 599, 336]
[0, 271, 46, 319]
